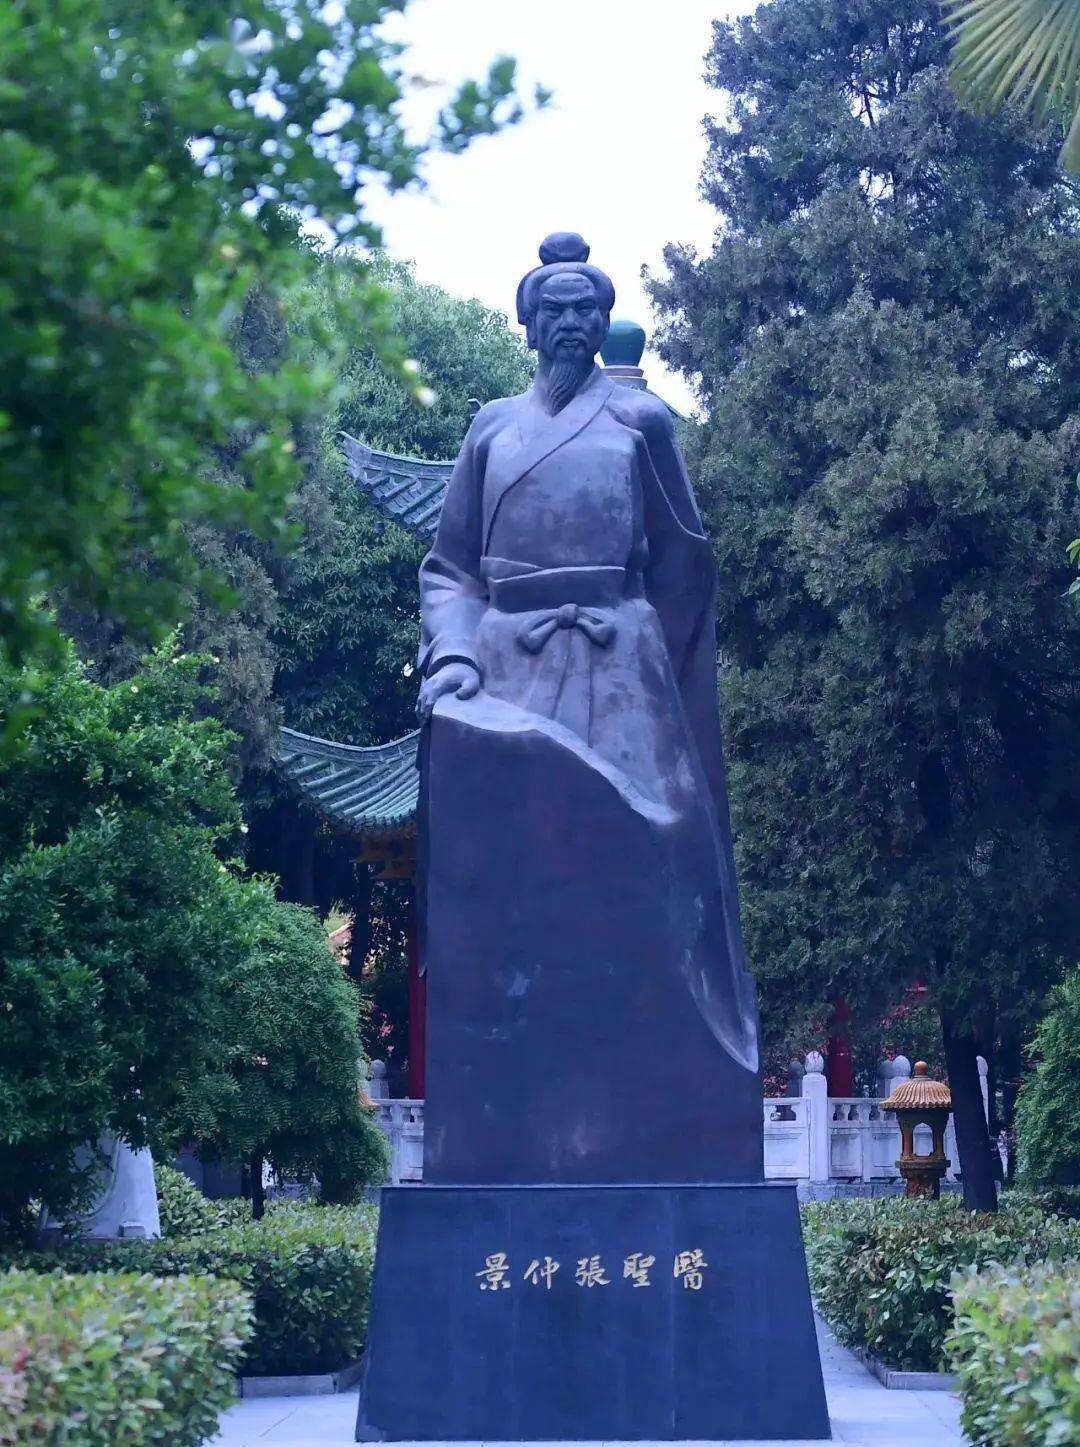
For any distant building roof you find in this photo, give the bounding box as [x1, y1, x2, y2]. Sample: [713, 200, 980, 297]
[341, 435, 451, 540]
[275, 726, 420, 840]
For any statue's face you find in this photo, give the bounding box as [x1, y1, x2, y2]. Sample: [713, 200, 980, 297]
[532, 272, 608, 363]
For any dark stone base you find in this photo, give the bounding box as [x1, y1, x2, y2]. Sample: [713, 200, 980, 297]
[355, 1183, 830, 1441]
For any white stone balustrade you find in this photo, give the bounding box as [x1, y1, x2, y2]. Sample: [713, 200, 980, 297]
[763, 1095, 811, 1179]
[366, 1055, 985, 1188]
[373, 1099, 424, 1184]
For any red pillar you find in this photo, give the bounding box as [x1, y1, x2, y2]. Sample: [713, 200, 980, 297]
[826, 997, 855, 1098]
[406, 881, 427, 1098]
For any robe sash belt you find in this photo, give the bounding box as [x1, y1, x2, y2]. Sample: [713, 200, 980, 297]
[483, 560, 634, 657]
[517, 603, 614, 655]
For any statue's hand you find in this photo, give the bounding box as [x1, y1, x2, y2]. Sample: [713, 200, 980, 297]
[416, 661, 481, 723]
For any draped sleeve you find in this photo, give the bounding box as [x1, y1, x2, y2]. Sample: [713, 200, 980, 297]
[609, 390, 730, 823]
[417, 406, 501, 678]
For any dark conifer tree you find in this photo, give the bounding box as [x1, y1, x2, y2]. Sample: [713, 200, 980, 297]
[652, 0, 1080, 1209]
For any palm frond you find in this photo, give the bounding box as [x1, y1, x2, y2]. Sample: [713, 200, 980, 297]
[943, 0, 1080, 170]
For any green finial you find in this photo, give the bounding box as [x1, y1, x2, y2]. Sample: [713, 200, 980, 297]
[601, 319, 646, 368]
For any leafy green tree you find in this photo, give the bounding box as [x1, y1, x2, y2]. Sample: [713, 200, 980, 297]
[330, 253, 534, 461]
[165, 253, 531, 772]
[652, 0, 1080, 1208]
[0, 0, 536, 700]
[169, 885, 388, 1214]
[1015, 969, 1080, 1184]
[0, 642, 247, 1230]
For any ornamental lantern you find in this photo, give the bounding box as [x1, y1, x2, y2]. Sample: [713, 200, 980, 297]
[882, 1061, 952, 1199]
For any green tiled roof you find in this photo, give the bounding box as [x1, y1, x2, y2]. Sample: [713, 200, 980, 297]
[275, 726, 420, 836]
[341, 434, 451, 539]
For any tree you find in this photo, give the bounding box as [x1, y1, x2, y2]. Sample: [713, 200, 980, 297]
[168, 884, 388, 1215]
[651, 0, 1080, 1208]
[331, 253, 535, 461]
[0, 642, 247, 1230]
[0, 0, 537, 705]
[0, 637, 389, 1230]
[1014, 967, 1080, 1184]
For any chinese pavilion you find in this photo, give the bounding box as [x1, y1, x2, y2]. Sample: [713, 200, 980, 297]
[274, 322, 678, 1098]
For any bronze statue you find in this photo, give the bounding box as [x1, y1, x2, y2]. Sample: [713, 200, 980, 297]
[416, 234, 761, 1184]
[356, 236, 828, 1444]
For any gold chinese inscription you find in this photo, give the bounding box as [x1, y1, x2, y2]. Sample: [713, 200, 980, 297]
[574, 1255, 610, 1287]
[524, 1256, 560, 1289]
[476, 1252, 511, 1290]
[623, 1252, 655, 1287]
[673, 1248, 708, 1290]
[476, 1248, 709, 1291]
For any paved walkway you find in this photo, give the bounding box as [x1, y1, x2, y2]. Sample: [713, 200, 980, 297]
[210, 1318, 966, 1447]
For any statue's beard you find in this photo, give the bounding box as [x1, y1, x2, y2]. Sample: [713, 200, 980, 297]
[547, 341, 592, 413]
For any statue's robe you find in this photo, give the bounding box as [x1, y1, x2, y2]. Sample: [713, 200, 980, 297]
[418, 365, 762, 1184]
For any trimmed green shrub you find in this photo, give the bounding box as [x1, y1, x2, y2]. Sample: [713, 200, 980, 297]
[949, 1264, 1080, 1446]
[167, 892, 390, 1206]
[0, 1267, 251, 1445]
[36, 1203, 378, 1376]
[1009, 1185, 1080, 1221]
[1016, 969, 1080, 1186]
[803, 1195, 1080, 1370]
[155, 1163, 251, 1239]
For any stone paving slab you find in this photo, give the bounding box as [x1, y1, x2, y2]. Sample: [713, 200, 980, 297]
[209, 1319, 966, 1447]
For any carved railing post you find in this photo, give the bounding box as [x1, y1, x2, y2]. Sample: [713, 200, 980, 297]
[803, 1051, 830, 1184]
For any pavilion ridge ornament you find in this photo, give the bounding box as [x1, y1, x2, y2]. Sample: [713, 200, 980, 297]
[884, 1061, 953, 1199]
[354, 235, 828, 1442]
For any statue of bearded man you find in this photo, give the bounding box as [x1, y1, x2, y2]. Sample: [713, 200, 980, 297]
[415, 234, 762, 1186]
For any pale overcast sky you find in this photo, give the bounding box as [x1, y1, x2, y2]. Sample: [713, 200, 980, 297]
[363, 0, 756, 415]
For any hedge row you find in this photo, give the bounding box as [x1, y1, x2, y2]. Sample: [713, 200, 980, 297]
[802, 1194, 1080, 1371]
[0, 1268, 251, 1446]
[32, 1203, 378, 1376]
[949, 1264, 1080, 1446]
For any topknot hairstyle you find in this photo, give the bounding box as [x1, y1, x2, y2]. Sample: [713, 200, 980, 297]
[516, 232, 616, 329]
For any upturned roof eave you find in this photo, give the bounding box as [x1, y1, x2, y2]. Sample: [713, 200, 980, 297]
[274, 725, 421, 838]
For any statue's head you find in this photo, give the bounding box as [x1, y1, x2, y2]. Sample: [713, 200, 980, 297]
[516, 234, 614, 410]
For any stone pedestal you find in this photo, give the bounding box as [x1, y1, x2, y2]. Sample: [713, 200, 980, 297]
[355, 1183, 830, 1442]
